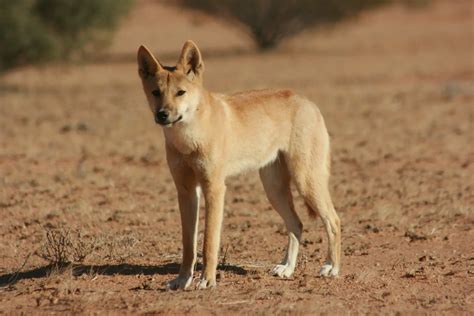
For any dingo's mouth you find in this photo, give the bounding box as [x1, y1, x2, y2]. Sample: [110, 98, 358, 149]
[159, 115, 182, 127]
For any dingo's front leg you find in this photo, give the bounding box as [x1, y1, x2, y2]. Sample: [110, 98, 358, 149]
[167, 184, 200, 290]
[197, 177, 226, 289]
[166, 151, 200, 290]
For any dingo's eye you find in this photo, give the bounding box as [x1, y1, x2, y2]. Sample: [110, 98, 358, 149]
[176, 90, 186, 96]
[152, 89, 161, 97]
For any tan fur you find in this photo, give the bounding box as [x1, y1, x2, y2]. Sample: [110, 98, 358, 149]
[137, 41, 341, 290]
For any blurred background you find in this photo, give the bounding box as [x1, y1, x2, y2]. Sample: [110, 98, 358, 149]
[0, 0, 473, 313]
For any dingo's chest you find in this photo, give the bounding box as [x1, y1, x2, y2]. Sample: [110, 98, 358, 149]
[164, 127, 199, 155]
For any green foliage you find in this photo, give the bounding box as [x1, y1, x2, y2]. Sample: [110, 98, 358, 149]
[0, 0, 134, 71]
[175, 0, 393, 50]
[0, 1, 55, 70]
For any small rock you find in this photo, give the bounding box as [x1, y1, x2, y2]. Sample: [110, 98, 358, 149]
[405, 230, 427, 242]
[403, 270, 416, 278]
[60, 125, 72, 133]
[77, 122, 88, 131]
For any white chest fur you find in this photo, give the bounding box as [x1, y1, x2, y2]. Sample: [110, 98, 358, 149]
[163, 125, 199, 155]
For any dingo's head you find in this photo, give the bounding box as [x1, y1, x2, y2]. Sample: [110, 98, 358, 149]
[137, 41, 204, 126]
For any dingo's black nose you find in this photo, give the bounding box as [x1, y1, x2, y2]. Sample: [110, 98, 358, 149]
[155, 110, 169, 124]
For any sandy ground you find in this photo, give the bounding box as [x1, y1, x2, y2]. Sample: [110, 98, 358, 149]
[0, 0, 473, 314]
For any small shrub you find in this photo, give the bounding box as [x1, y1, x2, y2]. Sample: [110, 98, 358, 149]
[36, 228, 74, 266]
[36, 227, 140, 266]
[36, 228, 97, 266]
[0, 0, 134, 71]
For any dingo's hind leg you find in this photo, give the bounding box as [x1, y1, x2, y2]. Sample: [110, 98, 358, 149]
[302, 179, 340, 277]
[289, 153, 341, 277]
[259, 155, 302, 278]
[286, 105, 341, 277]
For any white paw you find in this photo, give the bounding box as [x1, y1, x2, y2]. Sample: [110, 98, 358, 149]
[166, 275, 193, 290]
[319, 263, 339, 277]
[272, 263, 295, 278]
[196, 277, 216, 290]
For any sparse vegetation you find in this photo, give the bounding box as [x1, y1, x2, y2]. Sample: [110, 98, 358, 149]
[35, 227, 140, 267]
[36, 229, 72, 266]
[0, 0, 471, 313]
[0, 0, 134, 71]
[36, 228, 96, 266]
[174, 0, 393, 50]
[96, 234, 139, 263]
[69, 230, 97, 263]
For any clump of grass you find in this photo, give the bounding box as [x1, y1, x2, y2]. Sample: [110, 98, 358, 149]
[96, 234, 139, 263]
[70, 230, 97, 263]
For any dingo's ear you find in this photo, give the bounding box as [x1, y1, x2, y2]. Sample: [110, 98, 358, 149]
[137, 45, 162, 79]
[177, 40, 204, 81]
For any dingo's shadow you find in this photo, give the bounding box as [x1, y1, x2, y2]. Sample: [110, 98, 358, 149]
[0, 262, 247, 287]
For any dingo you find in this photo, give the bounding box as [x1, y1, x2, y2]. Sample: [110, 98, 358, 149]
[137, 41, 341, 290]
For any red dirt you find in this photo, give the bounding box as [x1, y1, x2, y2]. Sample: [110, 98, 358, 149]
[0, 0, 473, 314]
